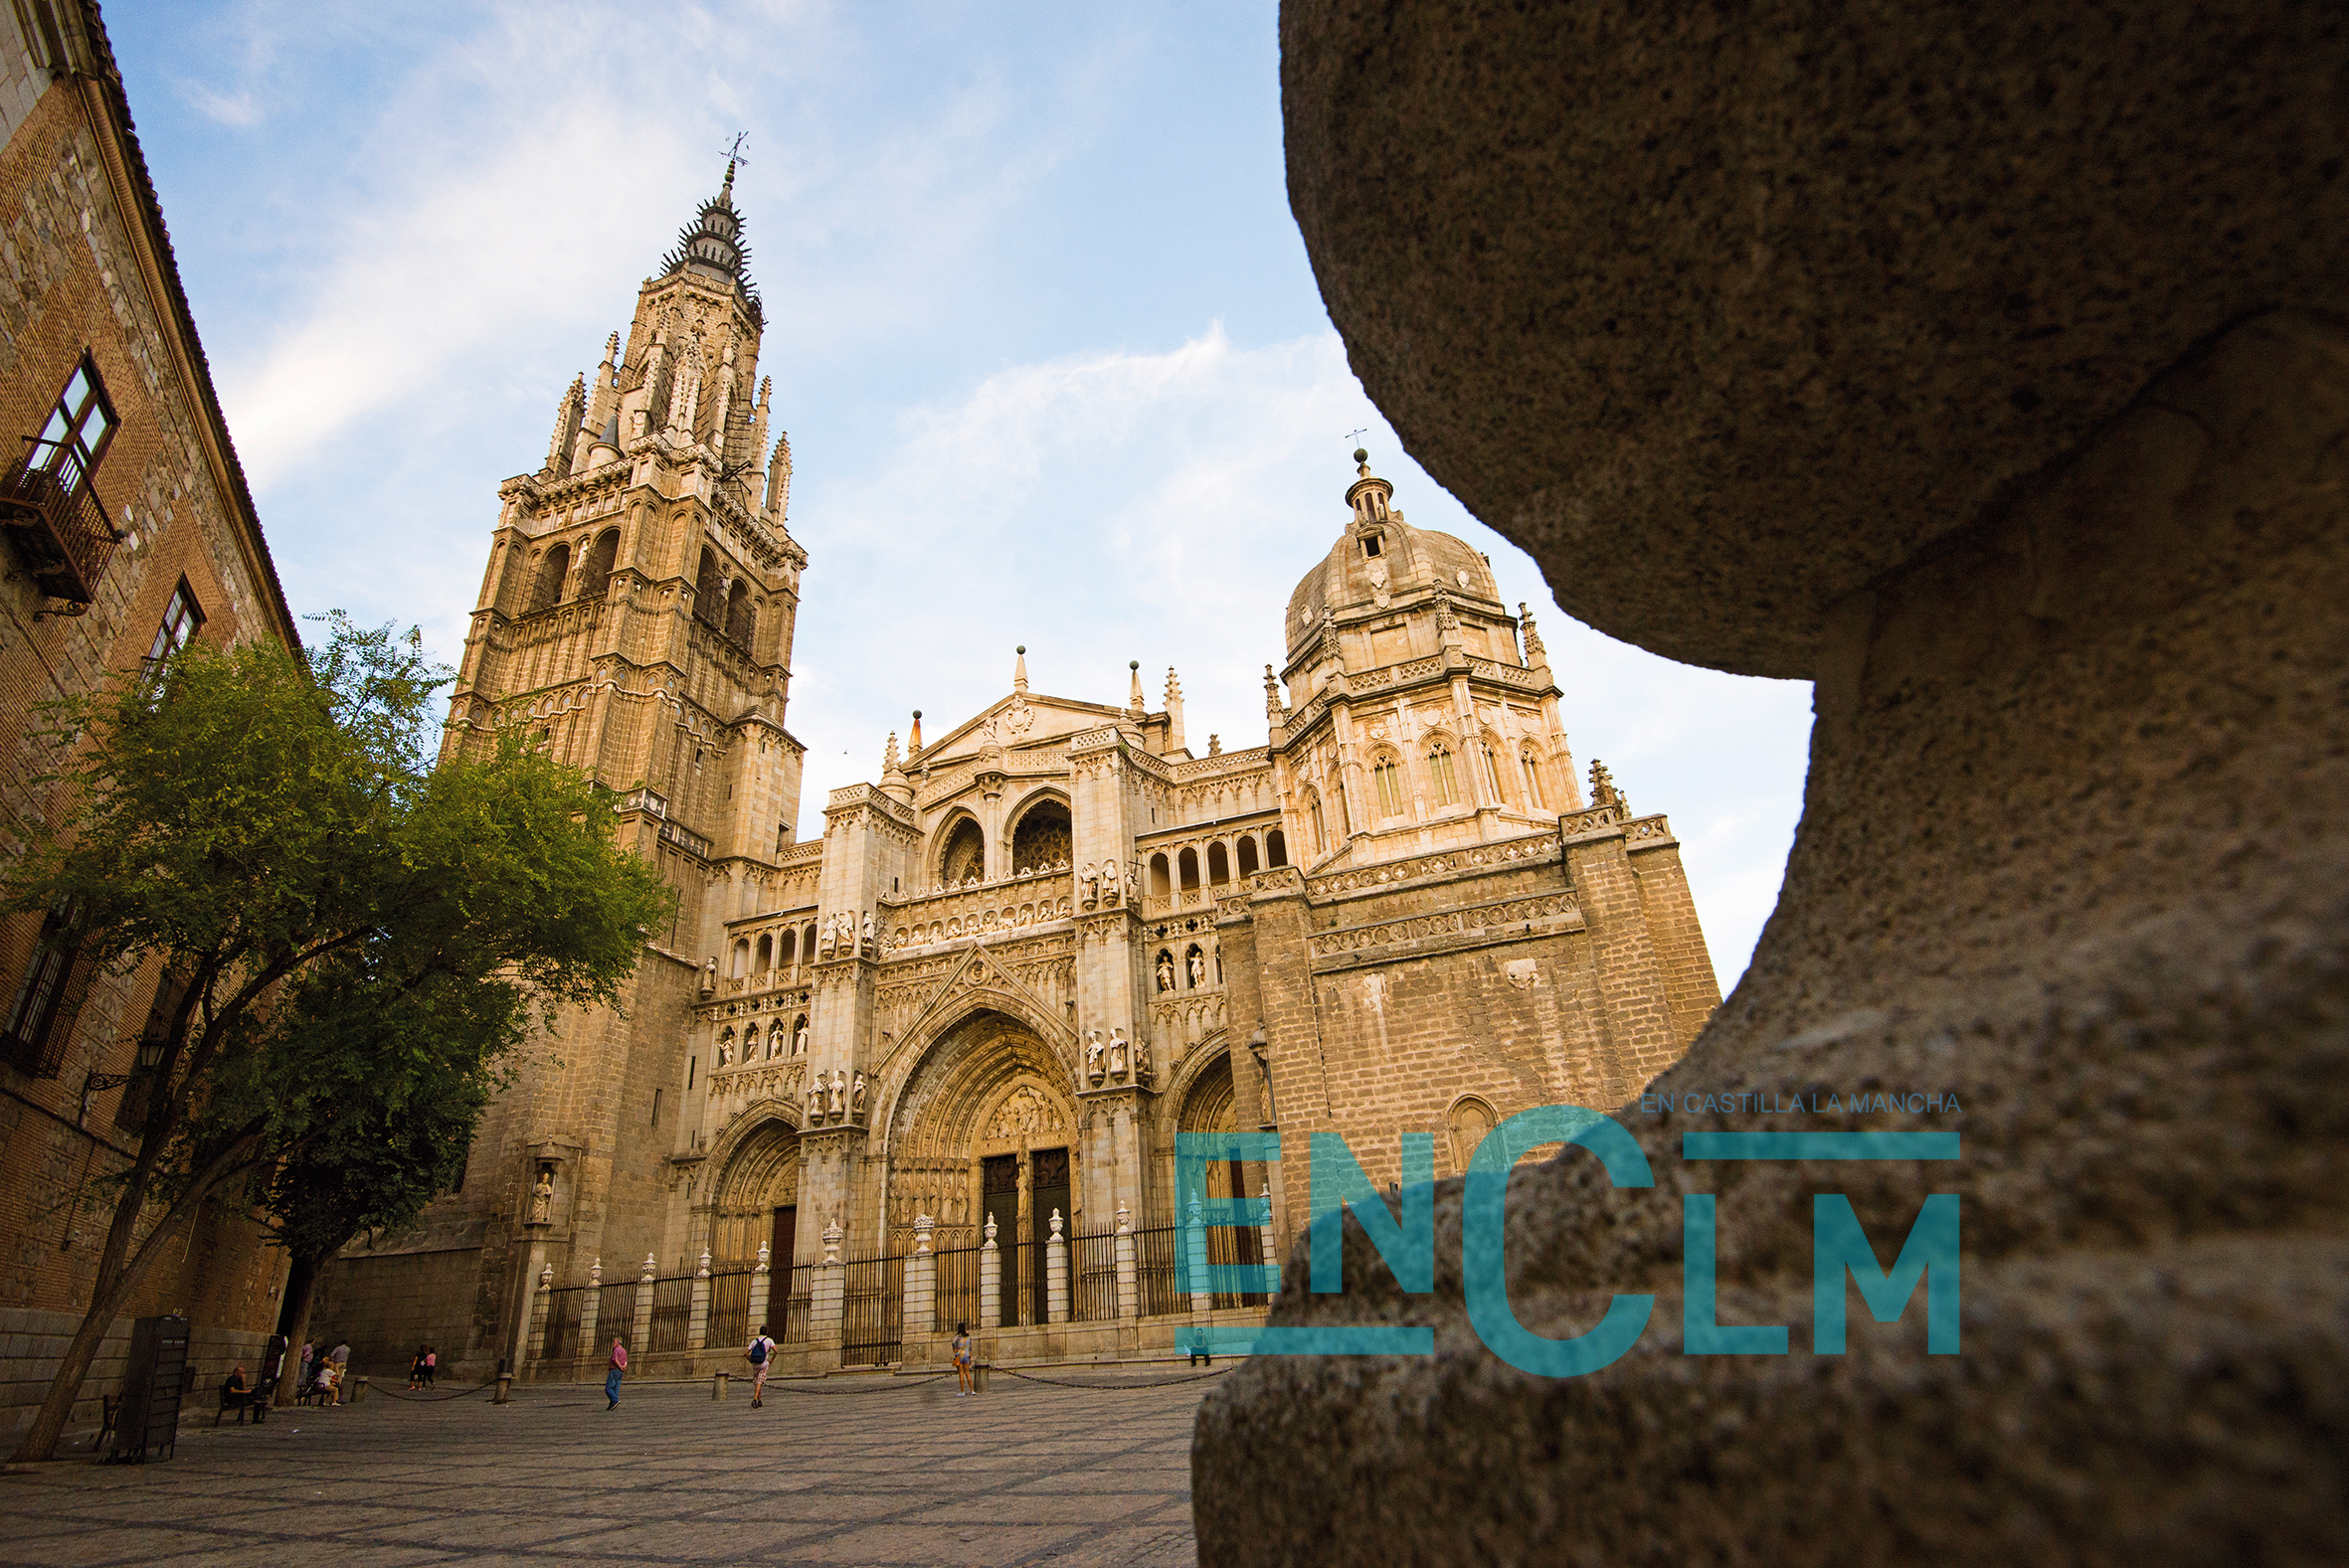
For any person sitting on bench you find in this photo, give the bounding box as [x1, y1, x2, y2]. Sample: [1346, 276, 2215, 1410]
[216, 1365, 255, 1425]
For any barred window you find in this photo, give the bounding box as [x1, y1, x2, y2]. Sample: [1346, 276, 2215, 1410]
[3, 902, 84, 1077]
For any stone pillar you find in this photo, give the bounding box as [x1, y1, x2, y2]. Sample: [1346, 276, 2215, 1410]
[632, 1254, 655, 1352]
[1185, 1191, 1211, 1321]
[1045, 1208, 1070, 1324]
[811, 1222, 845, 1343]
[687, 1249, 712, 1350]
[747, 1244, 772, 1338]
[905, 1214, 936, 1341]
[1258, 1185, 1279, 1301]
[1114, 1204, 1139, 1320]
[577, 1258, 603, 1366]
[980, 1215, 1001, 1330]
[526, 1264, 553, 1363]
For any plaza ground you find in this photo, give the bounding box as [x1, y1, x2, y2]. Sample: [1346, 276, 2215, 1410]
[0, 1368, 1210, 1566]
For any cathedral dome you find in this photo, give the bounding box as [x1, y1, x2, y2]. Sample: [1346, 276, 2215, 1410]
[1284, 454, 1501, 656]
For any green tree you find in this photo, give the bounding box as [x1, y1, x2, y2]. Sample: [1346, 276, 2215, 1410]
[5, 617, 670, 1461]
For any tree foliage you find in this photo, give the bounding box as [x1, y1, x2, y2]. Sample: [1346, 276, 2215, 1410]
[5, 616, 672, 1459]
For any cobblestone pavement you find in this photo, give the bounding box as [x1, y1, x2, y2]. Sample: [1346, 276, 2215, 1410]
[0, 1369, 1215, 1566]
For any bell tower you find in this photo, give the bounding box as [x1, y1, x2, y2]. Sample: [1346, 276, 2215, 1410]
[439, 165, 809, 1346]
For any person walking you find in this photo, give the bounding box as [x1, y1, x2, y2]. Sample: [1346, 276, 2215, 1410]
[743, 1324, 776, 1408]
[953, 1322, 974, 1396]
[605, 1335, 628, 1410]
[421, 1346, 437, 1389]
[409, 1346, 427, 1391]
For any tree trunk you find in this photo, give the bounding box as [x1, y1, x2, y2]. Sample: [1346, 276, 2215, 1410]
[272, 1251, 325, 1406]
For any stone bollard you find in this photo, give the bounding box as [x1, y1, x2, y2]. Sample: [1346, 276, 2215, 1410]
[688, 1248, 712, 1351]
[1114, 1203, 1138, 1320]
[351, 1376, 367, 1404]
[1045, 1208, 1070, 1324]
[979, 1215, 1001, 1330]
[713, 1370, 729, 1401]
[906, 1214, 937, 1341]
[494, 1372, 512, 1405]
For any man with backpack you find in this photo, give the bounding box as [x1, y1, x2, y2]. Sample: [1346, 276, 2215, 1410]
[743, 1324, 776, 1408]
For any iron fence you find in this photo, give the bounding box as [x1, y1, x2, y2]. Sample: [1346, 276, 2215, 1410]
[780, 1264, 813, 1343]
[600, 1282, 635, 1346]
[541, 1286, 583, 1362]
[1134, 1223, 1190, 1317]
[1073, 1227, 1121, 1321]
[934, 1245, 981, 1335]
[841, 1253, 904, 1367]
[649, 1276, 692, 1354]
[708, 1269, 752, 1349]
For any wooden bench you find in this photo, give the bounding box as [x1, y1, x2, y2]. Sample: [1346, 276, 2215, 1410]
[214, 1383, 259, 1425]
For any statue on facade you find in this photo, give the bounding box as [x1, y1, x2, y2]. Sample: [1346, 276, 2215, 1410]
[528, 1169, 554, 1224]
[701, 956, 717, 995]
[1125, 866, 1137, 903]
[1085, 1030, 1105, 1082]
[1133, 1033, 1152, 1081]
[850, 1072, 867, 1120]
[1157, 955, 1175, 993]
[1100, 860, 1122, 905]
[1188, 951, 1207, 989]
[1108, 1027, 1130, 1079]
[860, 910, 874, 952]
[828, 1069, 847, 1119]
[767, 1023, 784, 1059]
[716, 1033, 732, 1068]
[806, 1079, 822, 1123]
[793, 1017, 809, 1056]
[1080, 864, 1098, 905]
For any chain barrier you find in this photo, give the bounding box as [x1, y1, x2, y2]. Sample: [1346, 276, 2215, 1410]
[347, 1380, 499, 1403]
[994, 1364, 1235, 1390]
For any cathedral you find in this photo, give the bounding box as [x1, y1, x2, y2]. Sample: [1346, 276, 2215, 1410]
[313, 169, 1722, 1377]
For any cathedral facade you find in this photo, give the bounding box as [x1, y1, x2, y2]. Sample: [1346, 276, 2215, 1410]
[314, 173, 1721, 1377]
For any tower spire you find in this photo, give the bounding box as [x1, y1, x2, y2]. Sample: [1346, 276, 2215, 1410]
[1013, 645, 1029, 694]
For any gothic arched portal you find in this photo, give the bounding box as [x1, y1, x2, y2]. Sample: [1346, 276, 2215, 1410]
[707, 1117, 801, 1266]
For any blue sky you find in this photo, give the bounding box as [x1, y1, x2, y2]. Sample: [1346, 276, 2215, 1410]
[107, 0, 1812, 987]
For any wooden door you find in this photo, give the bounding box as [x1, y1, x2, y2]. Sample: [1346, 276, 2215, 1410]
[983, 1155, 1020, 1324]
[1029, 1147, 1070, 1325]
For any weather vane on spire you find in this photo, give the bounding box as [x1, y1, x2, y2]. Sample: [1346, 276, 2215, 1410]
[1347, 428, 1368, 443]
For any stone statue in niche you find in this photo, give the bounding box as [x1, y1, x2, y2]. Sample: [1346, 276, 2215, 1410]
[1085, 1030, 1105, 1082]
[701, 957, 717, 995]
[793, 1017, 809, 1056]
[850, 1072, 867, 1119]
[1125, 867, 1137, 903]
[1189, 951, 1207, 988]
[1108, 1028, 1130, 1079]
[828, 1069, 847, 1119]
[1132, 1033, 1152, 1081]
[1101, 860, 1122, 905]
[528, 1169, 554, 1224]
[1080, 865, 1098, 905]
[861, 910, 874, 951]
[1157, 955, 1175, 993]
[806, 1079, 822, 1124]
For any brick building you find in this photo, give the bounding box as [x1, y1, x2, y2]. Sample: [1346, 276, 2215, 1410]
[315, 171, 1719, 1379]
[0, 1, 300, 1440]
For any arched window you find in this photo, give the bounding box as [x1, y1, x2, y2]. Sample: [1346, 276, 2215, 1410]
[779, 928, 798, 968]
[1207, 842, 1230, 885]
[1427, 744, 1459, 807]
[730, 938, 749, 978]
[1267, 828, 1288, 867]
[724, 580, 753, 645]
[1306, 789, 1326, 854]
[1010, 797, 1072, 873]
[693, 547, 723, 625]
[754, 934, 772, 972]
[1448, 1096, 1498, 1173]
[579, 529, 619, 599]
[529, 543, 570, 612]
[1520, 747, 1546, 809]
[1177, 847, 1200, 893]
[1479, 741, 1506, 804]
[1150, 853, 1172, 896]
[939, 817, 986, 886]
[1372, 755, 1404, 817]
[1236, 836, 1260, 877]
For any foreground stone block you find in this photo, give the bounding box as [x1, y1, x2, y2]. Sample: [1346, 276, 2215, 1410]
[1195, 3, 2349, 1561]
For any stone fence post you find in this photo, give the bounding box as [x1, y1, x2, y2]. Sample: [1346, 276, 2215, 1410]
[980, 1215, 1001, 1329]
[632, 1254, 655, 1351]
[812, 1222, 845, 1343]
[748, 1244, 772, 1337]
[527, 1264, 553, 1363]
[1185, 1191, 1211, 1322]
[906, 1214, 937, 1340]
[1115, 1204, 1138, 1319]
[1045, 1209, 1070, 1324]
[688, 1249, 712, 1350]
[578, 1258, 603, 1368]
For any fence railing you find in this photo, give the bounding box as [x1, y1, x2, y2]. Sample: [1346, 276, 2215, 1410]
[708, 1269, 751, 1349]
[935, 1246, 981, 1335]
[842, 1253, 904, 1367]
[542, 1286, 584, 1362]
[1073, 1228, 1120, 1321]
[648, 1276, 692, 1355]
[781, 1263, 813, 1342]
